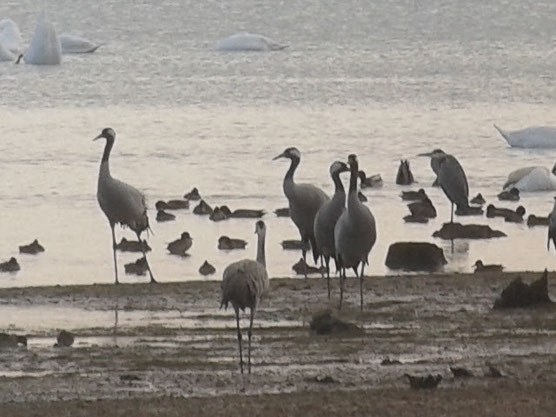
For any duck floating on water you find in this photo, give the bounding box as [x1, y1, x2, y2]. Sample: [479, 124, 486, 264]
[395, 160, 415, 185]
[19, 239, 45, 254]
[470, 193, 486, 205]
[358, 171, 383, 188]
[156, 209, 175, 222]
[115, 237, 151, 253]
[473, 259, 504, 273]
[218, 236, 247, 250]
[167, 232, 193, 257]
[400, 188, 427, 201]
[503, 164, 556, 192]
[199, 260, 216, 276]
[494, 124, 556, 148]
[184, 187, 201, 200]
[0, 257, 20, 272]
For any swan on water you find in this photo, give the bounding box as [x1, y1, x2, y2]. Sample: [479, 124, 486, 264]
[214, 33, 288, 51]
[0, 18, 22, 55]
[494, 124, 556, 148]
[0, 40, 14, 61]
[503, 163, 556, 192]
[21, 9, 62, 65]
[59, 33, 102, 54]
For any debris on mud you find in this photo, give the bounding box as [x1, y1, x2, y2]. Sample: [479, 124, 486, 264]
[433, 223, 506, 240]
[309, 310, 364, 336]
[385, 241, 447, 271]
[493, 269, 552, 309]
[450, 366, 474, 378]
[485, 365, 503, 378]
[0, 333, 27, 349]
[305, 375, 338, 384]
[381, 358, 402, 366]
[404, 373, 442, 389]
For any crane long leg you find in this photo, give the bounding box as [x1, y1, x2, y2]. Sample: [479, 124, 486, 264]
[325, 256, 331, 300]
[110, 224, 119, 285]
[359, 263, 365, 312]
[301, 247, 308, 279]
[450, 202, 454, 223]
[248, 307, 254, 374]
[136, 232, 157, 283]
[235, 308, 244, 374]
[339, 267, 345, 310]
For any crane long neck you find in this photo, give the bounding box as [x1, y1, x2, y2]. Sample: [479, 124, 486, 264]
[100, 137, 114, 176]
[283, 156, 300, 197]
[256, 232, 266, 267]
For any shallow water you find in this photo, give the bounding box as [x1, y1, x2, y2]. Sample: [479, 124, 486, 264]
[1, 0, 556, 287]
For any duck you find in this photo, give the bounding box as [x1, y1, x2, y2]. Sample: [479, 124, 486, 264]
[503, 163, 556, 192]
[494, 124, 556, 148]
[358, 170, 383, 188]
[504, 207, 526, 223]
[229, 209, 265, 218]
[115, 237, 151, 252]
[527, 214, 549, 227]
[403, 214, 429, 224]
[193, 199, 213, 215]
[473, 260, 504, 273]
[0, 257, 20, 272]
[497, 187, 519, 201]
[274, 207, 289, 217]
[183, 187, 201, 200]
[395, 159, 415, 185]
[218, 236, 247, 250]
[156, 209, 175, 222]
[281, 239, 309, 250]
[19, 239, 45, 254]
[124, 257, 148, 275]
[470, 193, 486, 205]
[167, 232, 193, 256]
[400, 188, 427, 201]
[210, 206, 228, 221]
[486, 204, 525, 221]
[407, 197, 436, 218]
[156, 199, 189, 210]
[199, 260, 216, 276]
[358, 191, 368, 202]
[292, 258, 325, 275]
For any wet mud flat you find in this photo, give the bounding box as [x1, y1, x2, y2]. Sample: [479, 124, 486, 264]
[0, 272, 555, 416]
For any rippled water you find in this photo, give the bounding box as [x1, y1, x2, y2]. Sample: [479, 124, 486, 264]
[1, 0, 556, 287]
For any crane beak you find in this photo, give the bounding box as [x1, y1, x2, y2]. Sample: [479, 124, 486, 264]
[272, 152, 285, 161]
[417, 151, 433, 157]
[93, 133, 104, 141]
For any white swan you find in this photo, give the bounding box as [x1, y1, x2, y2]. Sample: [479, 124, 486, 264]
[214, 33, 288, 51]
[0, 40, 14, 61]
[59, 33, 102, 54]
[503, 164, 556, 192]
[21, 10, 62, 65]
[494, 124, 556, 148]
[0, 18, 22, 55]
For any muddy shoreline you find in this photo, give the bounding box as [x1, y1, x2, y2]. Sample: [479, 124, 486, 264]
[0, 272, 555, 416]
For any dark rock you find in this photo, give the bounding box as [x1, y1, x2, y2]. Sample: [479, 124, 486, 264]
[527, 214, 549, 227]
[115, 238, 151, 252]
[385, 242, 447, 272]
[274, 207, 290, 217]
[450, 366, 474, 378]
[184, 187, 201, 201]
[281, 239, 309, 250]
[381, 358, 402, 366]
[124, 257, 148, 275]
[309, 310, 364, 336]
[433, 223, 506, 240]
[0, 257, 20, 272]
[292, 258, 325, 275]
[218, 236, 247, 250]
[493, 270, 552, 309]
[19, 239, 45, 254]
[0, 333, 27, 349]
[193, 200, 213, 215]
[404, 374, 442, 389]
[55, 330, 74, 347]
[199, 260, 216, 276]
[156, 209, 175, 222]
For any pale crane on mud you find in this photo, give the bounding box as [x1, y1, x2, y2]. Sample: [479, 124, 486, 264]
[334, 154, 377, 311]
[313, 161, 349, 299]
[273, 147, 329, 277]
[94, 127, 156, 284]
[221, 220, 269, 374]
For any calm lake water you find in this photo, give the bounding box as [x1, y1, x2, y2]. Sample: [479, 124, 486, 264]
[1, 0, 556, 287]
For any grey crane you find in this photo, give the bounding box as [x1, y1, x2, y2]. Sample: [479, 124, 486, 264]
[420, 149, 469, 223]
[548, 197, 556, 250]
[221, 220, 269, 374]
[273, 147, 330, 276]
[94, 127, 156, 284]
[334, 154, 377, 311]
[313, 161, 350, 299]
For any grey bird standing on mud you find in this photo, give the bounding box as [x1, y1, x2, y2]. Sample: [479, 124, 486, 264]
[221, 220, 269, 374]
[273, 147, 330, 277]
[94, 127, 156, 284]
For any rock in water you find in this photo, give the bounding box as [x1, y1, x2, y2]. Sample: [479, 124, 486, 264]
[493, 270, 552, 309]
[433, 223, 506, 239]
[385, 242, 447, 271]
